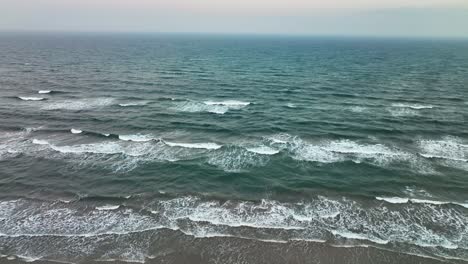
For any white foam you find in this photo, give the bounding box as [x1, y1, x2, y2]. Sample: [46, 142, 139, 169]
[165, 141, 222, 150]
[388, 108, 419, 117]
[102, 133, 111, 137]
[174, 100, 249, 114]
[118, 102, 147, 107]
[267, 134, 292, 144]
[331, 230, 389, 245]
[349, 106, 366, 113]
[286, 103, 296, 108]
[1, 195, 467, 260]
[17, 255, 43, 262]
[268, 134, 404, 165]
[246, 146, 279, 155]
[392, 103, 434, 110]
[70, 129, 82, 134]
[376, 197, 409, 204]
[207, 147, 269, 171]
[43, 98, 114, 110]
[119, 134, 156, 142]
[32, 139, 49, 145]
[38, 90, 51, 94]
[96, 205, 120, 211]
[173, 101, 228, 114]
[47, 142, 153, 158]
[376, 196, 468, 208]
[290, 138, 409, 165]
[411, 199, 468, 208]
[18, 96, 44, 101]
[418, 137, 468, 165]
[203, 100, 250, 107]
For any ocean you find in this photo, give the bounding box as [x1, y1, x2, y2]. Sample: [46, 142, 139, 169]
[0, 33, 467, 263]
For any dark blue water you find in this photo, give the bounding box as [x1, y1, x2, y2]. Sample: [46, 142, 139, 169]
[0, 33, 467, 263]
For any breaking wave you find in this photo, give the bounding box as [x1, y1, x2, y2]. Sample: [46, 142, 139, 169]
[172, 100, 250, 114]
[164, 141, 222, 150]
[42, 98, 114, 110]
[18, 97, 45, 101]
[0, 195, 466, 261]
[391, 103, 435, 110]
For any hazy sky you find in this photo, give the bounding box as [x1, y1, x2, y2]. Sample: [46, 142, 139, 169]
[1, 0, 468, 37]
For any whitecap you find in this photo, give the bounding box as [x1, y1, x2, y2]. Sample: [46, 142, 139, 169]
[70, 129, 82, 134]
[418, 137, 468, 164]
[391, 103, 434, 110]
[410, 199, 468, 208]
[246, 146, 279, 155]
[376, 196, 468, 208]
[165, 141, 222, 150]
[376, 197, 409, 204]
[102, 133, 111, 137]
[32, 139, 49, 145]
[118, 134, 156, 142]
[43, 98, 114, 110]
[96, 205, 120, 211]
[118, 102, 147, 107]
[18, 96, 44, 101]
[174, 100, 249, 114]
[38, 90, 51, 94]
[16, 255, 43, 262]
[47, 142, 152, 158]
[203, 100, 250, 107]
[173, 101, 228, 114]
[388, 108, 419, 117]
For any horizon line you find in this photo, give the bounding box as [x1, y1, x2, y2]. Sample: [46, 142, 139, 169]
[1, 30, 468, 40]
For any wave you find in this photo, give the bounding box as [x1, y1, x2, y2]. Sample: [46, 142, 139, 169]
[207, 146, 270, 172]
[173, 101, 229, 114]
[268, 135, 410, 165]
[330, 230, 389, 245]
[96, 205, 121, 211]
[418, 137, 468, 164]
[118, 134, 158, 142]
[391, 103, 434, 110]
[388, 107, 419, 117]
[38, 90, 51, 94]
[32, 139, 49, 145]
[203, 100, 250, 107]
[31, 140, 149, 157]
[246, 146, 279, 155]
[377, 196, 468, 208]
[70, 129, 82, 134]
[349, 106, 367, 113]
[18, 96, 45, 101]
[118, 102, 148, 107]
[173, 100, 249, 114]
[376, 197, 409, 204]
[42, 98, 114, 110]
[0, 195, 466, 261]
[164, 141, 222, 150]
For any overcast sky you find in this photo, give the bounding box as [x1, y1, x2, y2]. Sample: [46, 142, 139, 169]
[1, 0, 468, 37]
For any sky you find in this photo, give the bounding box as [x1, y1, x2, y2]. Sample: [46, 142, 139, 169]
[1, 0, 468, 37]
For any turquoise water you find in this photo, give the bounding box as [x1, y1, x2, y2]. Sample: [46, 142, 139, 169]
[0, 33, 467, 263]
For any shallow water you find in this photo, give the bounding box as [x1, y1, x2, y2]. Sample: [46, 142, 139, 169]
[0, 33, 467, 263]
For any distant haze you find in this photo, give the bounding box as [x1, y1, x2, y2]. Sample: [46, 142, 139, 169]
[1, 0, 468, 37]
